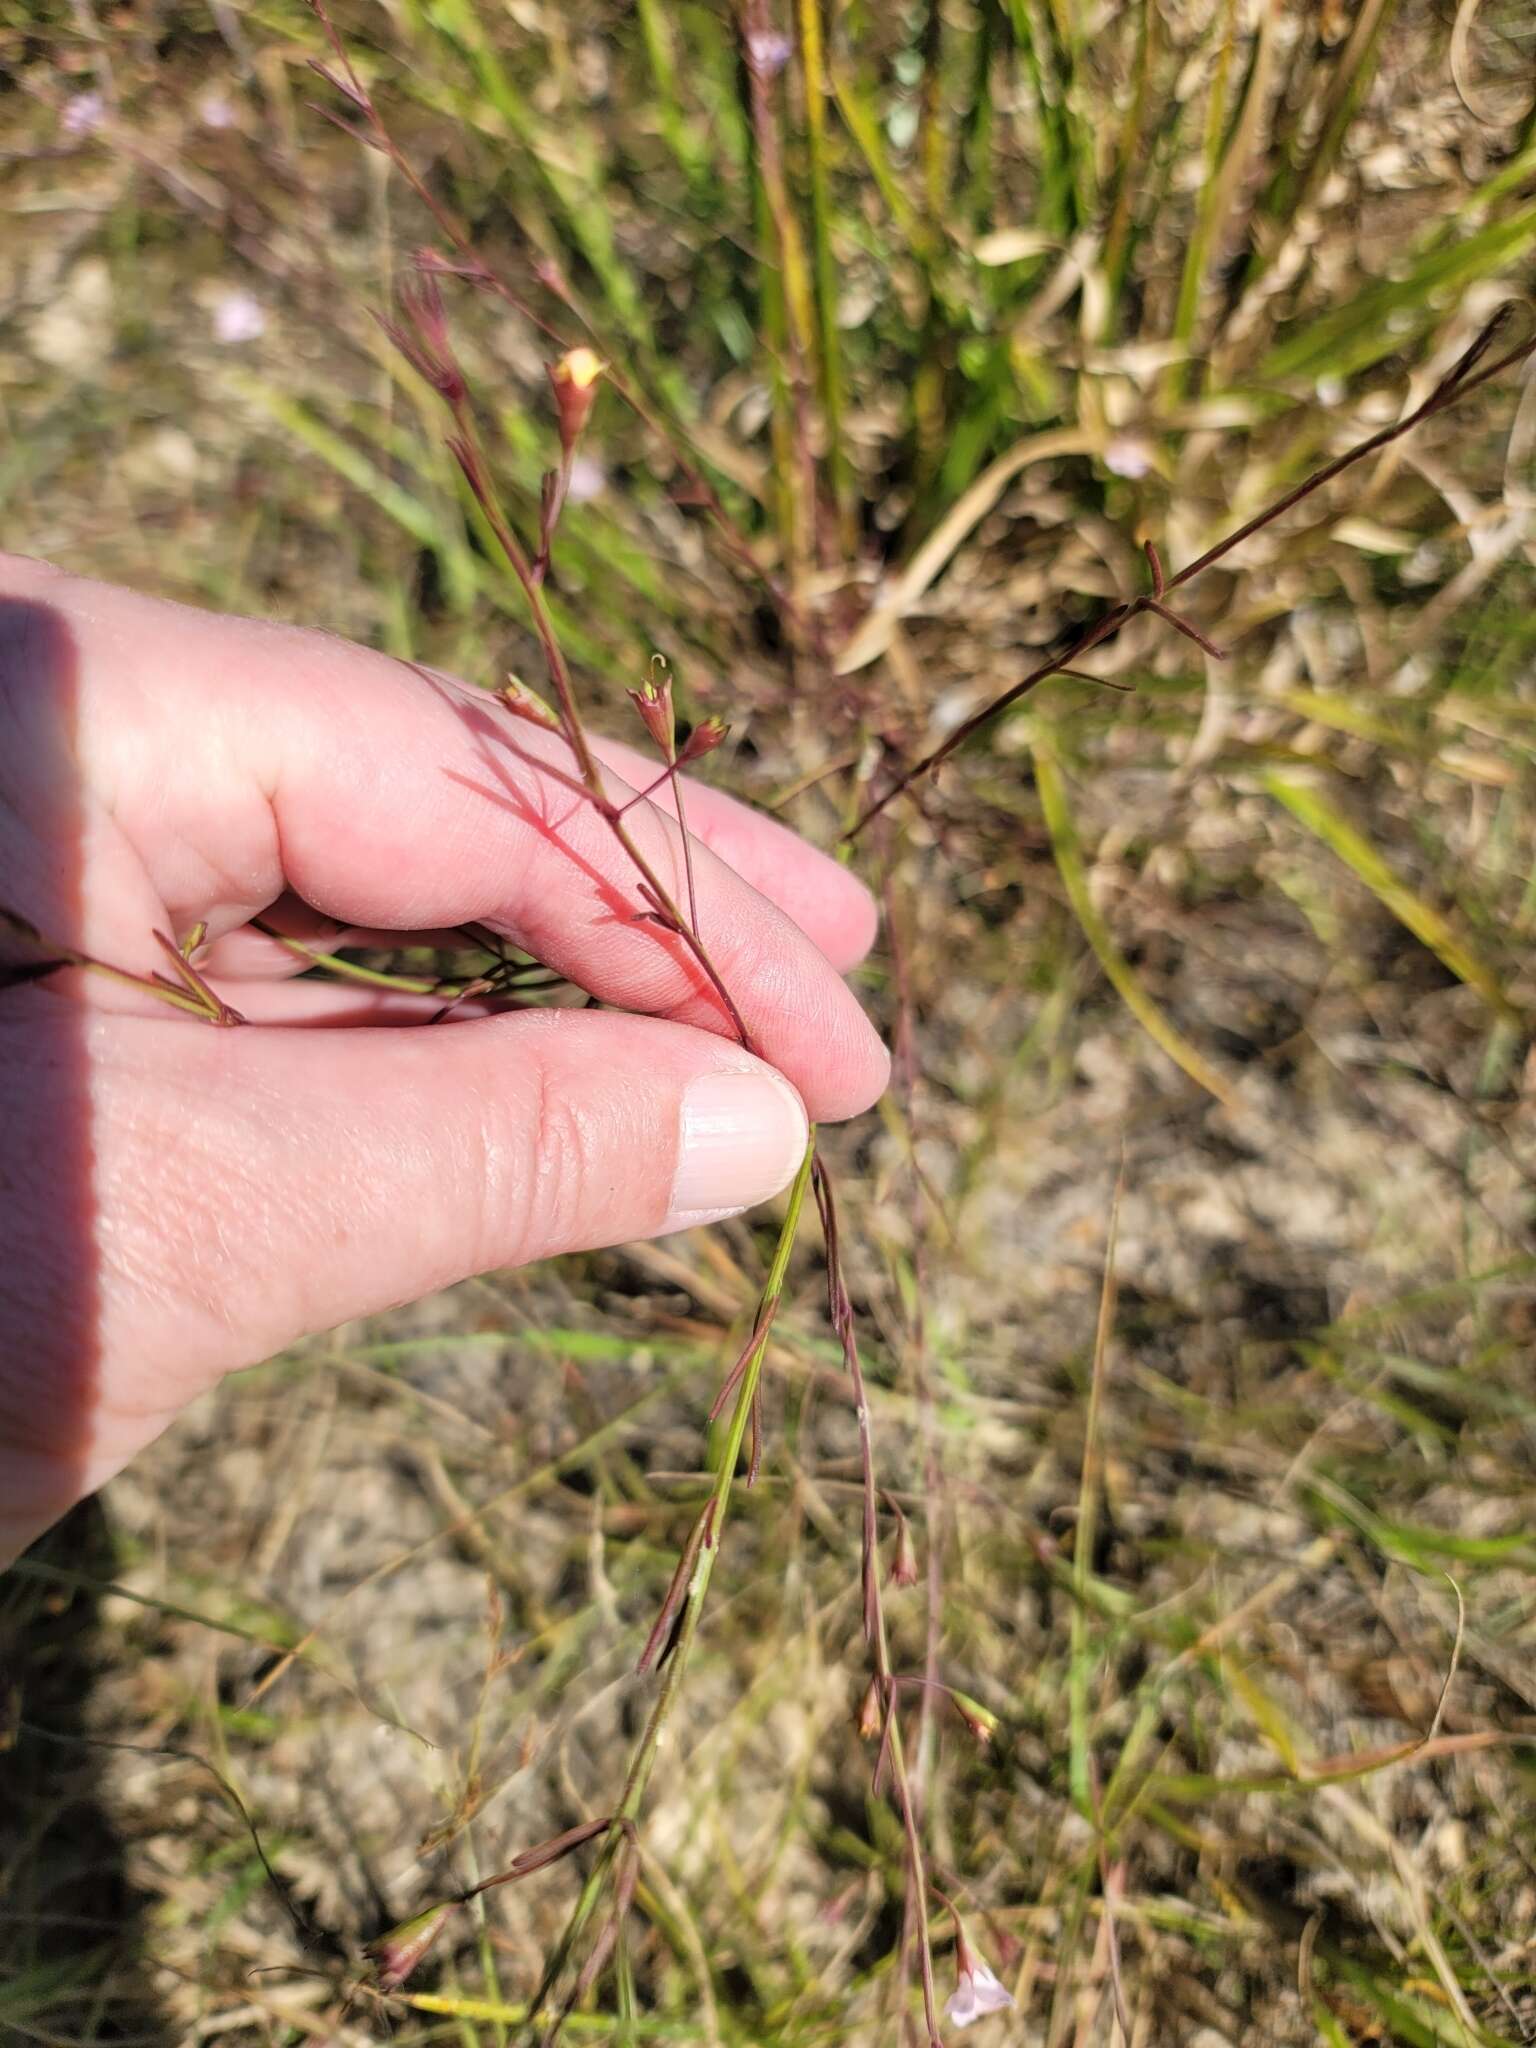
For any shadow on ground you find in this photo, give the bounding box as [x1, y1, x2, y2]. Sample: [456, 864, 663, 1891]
[1, 1500, 172, 2047]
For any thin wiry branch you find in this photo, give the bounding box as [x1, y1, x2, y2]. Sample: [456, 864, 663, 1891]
[849, 304, 1536, 835]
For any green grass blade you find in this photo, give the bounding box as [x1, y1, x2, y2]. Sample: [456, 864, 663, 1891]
[1262, 770, 1521, 1024]
[1035, 737, 1236, 1106]
[829, 63, 930, 261]
[797, 0, 853, 550]
[1169, 0, 1237, 366]
[1258, 197, 1536, 386]
[1256, 0, 1401, 238]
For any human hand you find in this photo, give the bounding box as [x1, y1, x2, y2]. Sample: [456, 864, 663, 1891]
[0, 557, 888, 1564]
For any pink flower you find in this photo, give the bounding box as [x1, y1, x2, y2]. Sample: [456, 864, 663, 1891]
[61, 91, 105, 137]
[212, 289, 265, 343]
[945, 1931, 1015, 2029]
[746, 30, 792, 75]
[1103, 435, 1152, 479]
[566, 453, 605, 503]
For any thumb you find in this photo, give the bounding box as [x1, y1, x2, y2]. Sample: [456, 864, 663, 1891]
[3, 1006, 808, 1556]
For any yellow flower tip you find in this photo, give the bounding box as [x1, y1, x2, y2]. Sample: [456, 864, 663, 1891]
[556, 346, 605, 390]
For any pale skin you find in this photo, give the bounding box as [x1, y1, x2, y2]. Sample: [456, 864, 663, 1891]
[0, 556, 889, 1565]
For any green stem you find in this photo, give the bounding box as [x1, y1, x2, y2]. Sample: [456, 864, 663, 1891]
[519, 1141, 818, 2038]
[797, 0, 854, 554]
[251, 926, 454, 995]
[744, 4, 820, 580]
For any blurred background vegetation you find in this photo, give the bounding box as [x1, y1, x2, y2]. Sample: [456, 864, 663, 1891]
[3, 0, 1536, 2042]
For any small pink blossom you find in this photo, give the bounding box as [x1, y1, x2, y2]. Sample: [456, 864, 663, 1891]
[566, 453, 605, 503]
[745, 30, 792, 75]
[198, 91, 236, 129]
[945, 1931, 1015, 2030]
[1103, 435, 1152, 479]
[212, 289, 266, 343]
[61, 91, 105, 137]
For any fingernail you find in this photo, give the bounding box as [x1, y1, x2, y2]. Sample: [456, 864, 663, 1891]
[664, 1068, 809, 1232]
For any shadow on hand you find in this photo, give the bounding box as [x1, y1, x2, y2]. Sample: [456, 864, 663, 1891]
[1, 594, 101, 1557]
[0, 596, 166, 2033]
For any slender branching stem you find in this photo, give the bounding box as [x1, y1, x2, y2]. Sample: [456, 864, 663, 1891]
[816, 1156, 944, 2039]
[308, 0, 811, 642]
[850, 304, 1536, 834]
[307, 23, 956, 2030]
[518, 1143, 817, 2041]
[444, 418, 753, 1046]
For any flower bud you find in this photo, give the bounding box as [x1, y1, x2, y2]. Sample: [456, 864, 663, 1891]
[627, 660, 675, 757]
[949, 1689, 999, 1747]
[499, 674, 562, 731]
[676, 716, 730, 767]
[367, 1900, 457, 1991]
[745, 29, 792, 76]
[855, 1675, 883, 1741]
[887, 1502, 919, 1589]
[382, 278, 466, 405]
[548, 347, 605, 454]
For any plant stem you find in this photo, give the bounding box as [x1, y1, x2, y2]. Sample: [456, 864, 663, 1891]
[796, 0, 854, 555]
[309, 0, 811, 645]
[445, 421, 753, 1046]
[815, 1156, 942, 2041]
[519, 1140, 817, 2039]
[743, 0, 821, 581]
[849, 304, 1536, 833]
